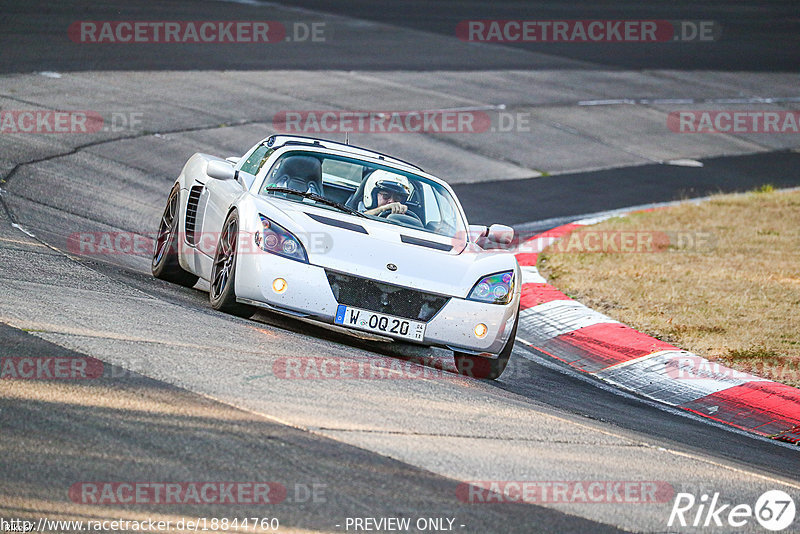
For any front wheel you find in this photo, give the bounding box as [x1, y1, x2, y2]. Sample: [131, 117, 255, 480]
[454, 306, 519, 380]
[209, 210, 255, 319]
[152, 186, 199, 288]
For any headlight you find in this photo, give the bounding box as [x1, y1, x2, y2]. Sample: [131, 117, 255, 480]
[255, 214, 308, 263]
[468, 271, 514, 305]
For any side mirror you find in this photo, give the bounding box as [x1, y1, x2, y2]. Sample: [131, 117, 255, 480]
[225, 156, 241, 164]
[468, 224, 488, 242]
[487, 224, 514, 245]
[206, 160, 235, 181]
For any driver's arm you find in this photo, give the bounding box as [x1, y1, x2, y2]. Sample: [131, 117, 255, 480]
[364, 202, 407, 216]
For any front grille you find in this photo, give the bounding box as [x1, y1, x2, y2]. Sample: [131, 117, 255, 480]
[326, 271, 449, 322]
[185, 185, 203, 245]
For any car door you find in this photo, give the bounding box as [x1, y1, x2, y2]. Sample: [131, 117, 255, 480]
[193, 146, 273, 279]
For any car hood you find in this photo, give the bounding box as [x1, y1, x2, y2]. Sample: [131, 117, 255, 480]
[255, 198, 517, 298]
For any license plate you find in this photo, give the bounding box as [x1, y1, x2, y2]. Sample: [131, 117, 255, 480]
[334, 305, 426, 341]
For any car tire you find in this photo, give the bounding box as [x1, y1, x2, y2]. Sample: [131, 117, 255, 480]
[152, 185, 200, 288]
[453, 305, 519, 380]
[209, 210, 256, 319]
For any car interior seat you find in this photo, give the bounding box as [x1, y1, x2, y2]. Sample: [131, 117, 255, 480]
[270, 156, 323, 196]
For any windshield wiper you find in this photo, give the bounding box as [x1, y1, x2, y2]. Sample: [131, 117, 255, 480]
[263, 187, 367, 218]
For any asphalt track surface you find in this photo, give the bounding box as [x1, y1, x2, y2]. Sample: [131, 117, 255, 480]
[454, 150, 800, 226]
[285, 0, 800, 71]
[1, 1, 799, 533]
[3, 0, 799, 71]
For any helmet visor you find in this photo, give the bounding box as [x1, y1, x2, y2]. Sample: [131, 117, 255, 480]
[374, 179, 411, 202]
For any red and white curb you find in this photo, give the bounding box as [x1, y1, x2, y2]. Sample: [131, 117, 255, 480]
[512, 217, 800, 444]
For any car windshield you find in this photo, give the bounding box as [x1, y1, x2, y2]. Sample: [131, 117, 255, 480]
[258, 150, 466, 238]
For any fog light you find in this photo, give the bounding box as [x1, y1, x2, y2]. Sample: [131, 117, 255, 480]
[474, 323, 488, 338]
[272, 278, 287, 293]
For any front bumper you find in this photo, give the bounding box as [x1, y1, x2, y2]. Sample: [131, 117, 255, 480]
[235, 250, 519, 355]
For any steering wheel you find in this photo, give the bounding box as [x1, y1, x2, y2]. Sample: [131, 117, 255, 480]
[380, 208, 421, 222]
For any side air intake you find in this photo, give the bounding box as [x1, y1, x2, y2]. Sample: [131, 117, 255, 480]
[185, 185, 203, 246]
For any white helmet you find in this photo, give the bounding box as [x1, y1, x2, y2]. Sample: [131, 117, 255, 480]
[363, 170, 413, 209]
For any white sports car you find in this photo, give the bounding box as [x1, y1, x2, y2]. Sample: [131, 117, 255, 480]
[152, 135, 520, 378]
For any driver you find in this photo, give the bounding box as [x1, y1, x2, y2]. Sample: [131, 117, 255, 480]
[361, 170, 413, 217]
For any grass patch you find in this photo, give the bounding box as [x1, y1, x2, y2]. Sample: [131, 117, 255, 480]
[754, 183, 775, 193]
[538, 188, 800, 386]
